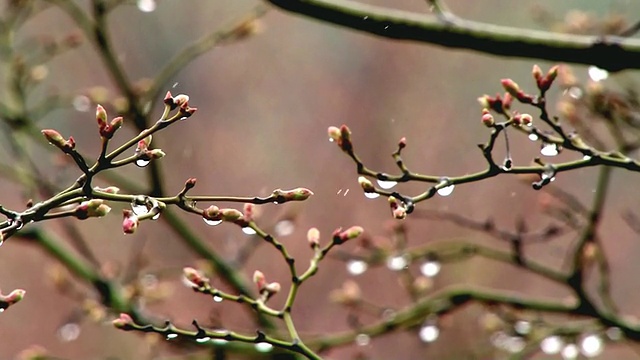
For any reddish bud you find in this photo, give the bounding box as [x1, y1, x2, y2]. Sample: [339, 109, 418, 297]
[179, 105, 197, 118]
[307, 227, 320, 248]
[253, 270, 266, 290]
[163, 91, 174, 107]
[538, 65, 560, 92]
[173, 94, 189, 108]
[398, 137, 407, 149]
[184, 178, 197, 190]
[389, 196, 407, 219]
[477, 95, 491, 109]
[94, 186, 120, 194]
[41, 129, 65, 147]
[481, 109, 494, 127]
[183, 267, 209, 288]
[338, 226, 364, 243]
[112, 313, 134, 330]
[532, 64, 543, 82]
[96, 104, 108, 130]
[122, 209, 139, 234]
[110, 116, 123, 131]
[501, 79, 520, 97]
[520, 114, 533, 126]
[328, 126, 341, 142]
[358, 176, 375, 192]
[1, 289, 25, 305]
[146, 149, 165, 159]
[243, 203, 255, 222]
[136, 133, 152, 152]
[502, 92, 513, 110]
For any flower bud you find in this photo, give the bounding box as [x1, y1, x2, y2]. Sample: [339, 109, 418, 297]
[336, 226, 363, 243]
[477, 95, 491, 109]
[220, 208, 243, 222]
[122, 209, 139, 234]
[183, 267, 209, 288]
[163, 91, 174, 107]
[173, 94, 189, 108]
[94, 186, 120, 194]
[110, 116, 123, 132]
[263, 282, 281, 298]
[253, 270, 266, 290]
[203, 205, 220, 220]
[273, 188, 314, 202]
[501, 79, 520, 97]
[243, 203, 255, 222]
[41, 129, 75, 152]
[307, 227, 320, 248]
[328, 126, 341, 142]
[112, 313, 134, 330]
[136, 133, 152, 152]
[96, 104, 108, 131]
[146, 149, 165, 159]
[358, 176, 375, 192]
[481, 109, 494, 127]
[520, 113, 533, 126]
[1, 289, 25, 305]
[532, 64, 543, 82]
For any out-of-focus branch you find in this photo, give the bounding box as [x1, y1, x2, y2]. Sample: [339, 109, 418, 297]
[264, 0, 640, 71]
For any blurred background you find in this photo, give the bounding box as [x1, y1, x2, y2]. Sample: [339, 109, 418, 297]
[1, 0, 640, 359]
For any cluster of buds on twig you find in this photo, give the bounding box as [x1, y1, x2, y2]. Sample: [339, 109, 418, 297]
[500, 78, 535, 104]
[74, 199, 111, 219]
[328, 125, 353, 152]
[135, 132, 165, 161]
[253, 270, 280, 301]
[163, 92, 197, 119]
[95, 105, 123, 139]
[532, 64, 559, 92]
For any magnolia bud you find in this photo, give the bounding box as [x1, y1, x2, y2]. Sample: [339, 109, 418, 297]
[243, 203, 255, 222]
[501, 79, 520, 97]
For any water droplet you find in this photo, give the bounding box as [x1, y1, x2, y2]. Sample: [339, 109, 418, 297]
[384, 25, 389, 30]
[364, 192, 380, 199]
[419, 324, 439, 343]
[172, 82, 179, 88]
[131, 202, 149, 216]
[580, 334, 603, 357]
[437, 184, 454, 197]
[420, 261, 441, 277]
[0, 308, 5, 313]
[213, 295, 223, 303]
[502, 157, 513, 171]
[135, 159, 150, 167]
[203, 218, 222, 226]
[242, 227, 256, 235]
[606, 327, 622, 341]
[583, 155, 592, 161]
[72, 95, 90, 112]
[255, 342, 273, 352]
[328, 138, 334, 143]
[58, 323, 81, 342]
[541, 335, 564, 354]
[137, 0, 156, 12]
[528, 133, 539, 141]
[377, 179, 397, 189]
[275, 220, 295, 237]
[346, 259, 368, 276]
[382, 308, 396, 321]
[514, 320, 531, 335]
[152, 212, 160, 220]
[363, 16, 369, 20]
[567, 86, 583, 99]
[588, 66, 609, 82]
[561, 343, 579, 359]
[541, 167, 555, 181]
[166, 333, 178, 340]
[355, 333, 370, 346]
[196, 337, 211, 343]
[212, 339, 228, 345]
[386, 254, 409, 271]
[540, 142, 559, 157]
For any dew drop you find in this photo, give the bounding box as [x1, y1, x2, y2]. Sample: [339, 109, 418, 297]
[561, 344, 579, 359]
[137, 0, 156, 12]
[364, 192, 380, 199]
[255, 342, 273, 352]
[212, 339, 228, 345]
[166, 333, 178, 340]
[242, 227, 256, 235]
[567, 86, 583, 99]
[135, 159, 150, 167]
[72, 95, 90, 112]
[196, 337, 211, 343]
[540, 142, 559, 157]
[131, 202, 149, 216]
[355, 333, 370, 346]
[606, 327, 622, 341]
[514, 320, 531, 335]
[346, 259, 368, 276]
[528, 133, 539, 141]
[419, 324, 439, 343]
[58, 323, 81, 342]
[152, 212, 160, 220]
[580, 334, 603, 357]
[504, 336, 526, 353]
[541, 335, 564, 354]
[213, 295, 223, 303]
[588, 66, 609, 82]
[386, 254, 409, 271]
[328, 138, 334, 143]
[203, 218, 222, 226]
[583, 155, 592, 161]
[0, 308, 5, 313]
[275, 220, 295, 237]
[377, 179, 397, 189]
[420, 261, 441, 277]
[363, 16, 369, 20]
[437, 184, 454, 197]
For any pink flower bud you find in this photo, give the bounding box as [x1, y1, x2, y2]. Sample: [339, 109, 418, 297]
[264, 282, 281, 298]
[94, 186, 120, 194]
[179, 105, 197, 118]
[184, 178, 197, 190]
[532, 64, 543, 82]
[328, 126, 341, 142]
[163, 91, 174, 107]
[1, 289, 25, 304]
[122, 209, 139, 234]
[477, 95, 491, 109]
[96, 104, 108, 131]
[481, 109, 495, 127]
[110, 116, 123, 132]
[502, 92, 513, 110]
[501, 78, 520, 97]
[183, 267, 209, 288]
[112, 313, 134, 329]
[173, 94, 190, 107]
[520, 114, 533, 126]
[253, 270, 266, 290]
[337, 226, 364, 243]
[243, 203, 255, 222]
[398, 137, 407, 149]
[358, 176, 375, 192]
[307, 227, 320, 248]
[41, 129, 65, 147]
[136, 133, 152, 152]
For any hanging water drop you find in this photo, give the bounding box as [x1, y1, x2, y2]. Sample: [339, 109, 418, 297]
[0, 308, 5, 313]
[541, 336, 564, 354]
[580, 334, 604, 357]
[540, 142, 559, 157]
[437, 184, 454, 197]
[254, 342, 273, 352]
[386, 254, 409, 271]
[355, 333, 370, 346]
[135, 159, 150, 167]
[514, 320, 531, 335]
[275, 220, 295, 237]
[419, 324, 439, 343]
[528, 133, 539, 141]
[242, 227, 256, 235]
[151, 212, 160, 220]
[420, 261, 441, 277]
[346, 259, 368, 276]
[131, 202, 149, 216]
[583, 155, 592, 161]
[364, 192, 380, 199]
[213, 295, 223, 303]
[377, 179, 397, 190]
[561, 344, 579, 360]
[212, 339, 228, 345]
[588, 66, 609, 82]
[203, 218, 222, 226]
[137, 0, 156, 12]
[196, 337, 211, 343]
[166, 333, 178, 340]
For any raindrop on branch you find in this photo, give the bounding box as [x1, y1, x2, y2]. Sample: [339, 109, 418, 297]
[364, 192, 380, 199]
[377, 179, 397, 190]
[131, 202, 149, 216]
[540, 142, 559, 157]
[437, 184, 455, 197]
[419, 324, 439, 343]
[203, 218, 222, 226]
[135, 159, 150, 167]
[528, 133, 539, 141]
[580, 334, 604, 357]
[213, 295, 223, 303]
[196, 337, 211, 343]
[166, 333, 178, 340]
[588, 66, 609, 82]
[386, 254, 409, 271]
[255, 342, 273, 352]
[242, 227, 256, 235]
